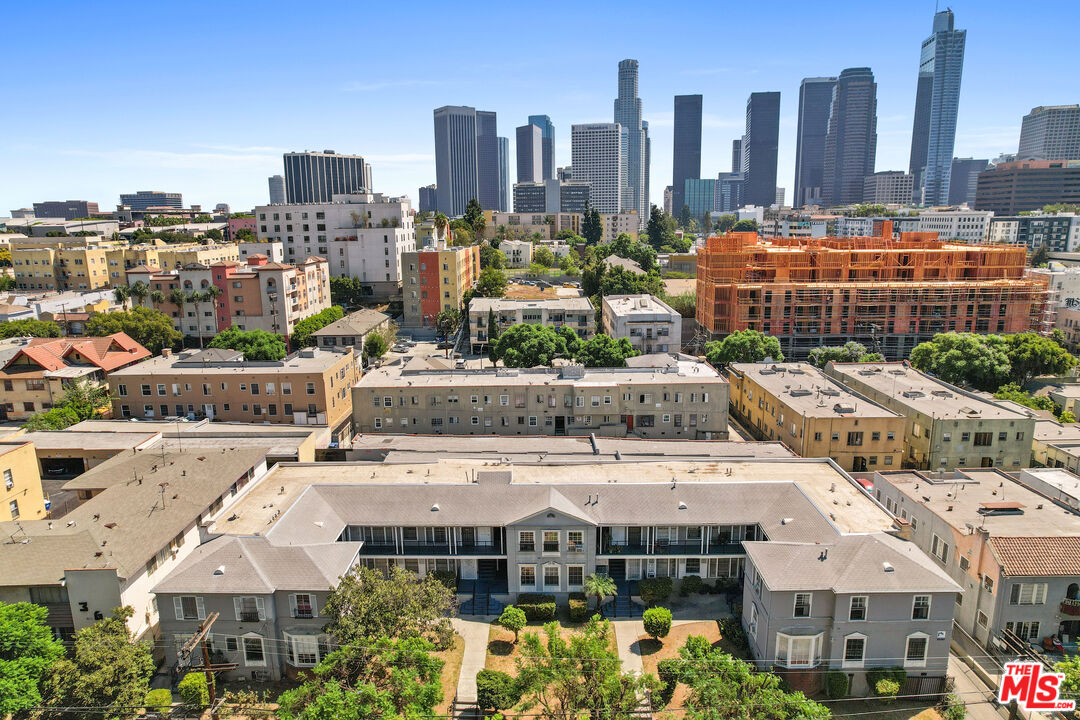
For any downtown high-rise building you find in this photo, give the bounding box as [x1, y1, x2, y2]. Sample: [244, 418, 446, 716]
[119, 190, 183, 210]
[741, 92, 781, 207]
[1018, 105, 1080, 161]
[908, 9, 966, 205]
[476, 110, 501, 211]
[434, 105, 502, 216]
[948, 158, 989, 206]
[731, 139, 742, 174]
[793, 77, 836, 207]
[418, 184, 437, 213]
[571, 123, 623, 214]
[614, 59, 649, 222]
[672, 94, 703, 214]
[497, 137, 510, 212]
[282, 151, 372, 204]
[822, 68, 878, 207]
[268, 175, 285, 204]
[516, 123, 543, 183]
[527, 115, 556, 180]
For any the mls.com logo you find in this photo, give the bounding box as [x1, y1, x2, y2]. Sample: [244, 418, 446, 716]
[998, 662, 1077, 712]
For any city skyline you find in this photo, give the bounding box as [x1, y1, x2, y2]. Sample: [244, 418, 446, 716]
[2, 0, 1075, 213]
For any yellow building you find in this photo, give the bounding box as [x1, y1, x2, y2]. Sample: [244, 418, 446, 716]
[0, 441, 47, 521]
[727, 362, 905, 473]
[401, 244, 480, 328]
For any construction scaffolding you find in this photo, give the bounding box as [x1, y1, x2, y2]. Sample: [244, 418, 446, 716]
[696, 231, 1051, 360]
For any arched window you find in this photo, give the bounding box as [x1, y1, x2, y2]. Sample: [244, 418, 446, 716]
[200, 280, 209, 288]
[183, 280, 193, 289]
[1068, 583, 1079, 600]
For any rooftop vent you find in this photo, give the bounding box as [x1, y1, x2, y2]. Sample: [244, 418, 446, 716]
[213, 565, 225, 576]
[834, 403, 856, 414]
[790, 388, 812, 397]
[888, 368, 906, 375]
[978, 501, 1025, 515]
[677, 501, 687, 510]
[902, 390, 925, 399]
[931, 390, 954, 398]
[789, 367, 805, 374]
[883, 562, 895, 572]
[820, 388, 840, 397]
[959, 406, 981, 416]
[431, 503, 440, 512]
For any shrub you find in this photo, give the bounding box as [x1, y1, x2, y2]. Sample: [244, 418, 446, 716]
[429, 570, 457, 590]
[178, 672, 211, 710]
[679, 575, 704, 596]
[568, 592, 590, 622]
[516, 593, 557, 621]
[476, 669, 521, 711]
[867, 667, 907, 690]
[638, 577, 673, 606]
[825, 671, 849, 699]
[642, 607, 672, 641]
[145, 689, 172, 711]
[875, 678, 901, 704]
[718, 617, 748, 653]
[941, 692, 966, 720]
[498, 605, 527, 642]
[656, 658, 682, 706]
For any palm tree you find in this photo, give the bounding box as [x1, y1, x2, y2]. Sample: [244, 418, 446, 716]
[112, 285, 130, 310]
[433, 212, 449, 243]
[203, 285, 223, 339]
[150, 290, 165, 305]
[129, 280, 149, 307]
[186, 291, 205, 348]
[584, 573, 617, 611]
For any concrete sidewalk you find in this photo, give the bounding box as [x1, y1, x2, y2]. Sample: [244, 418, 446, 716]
[452, 616, 495, 703]
[612, 620, 646, 675]
[948, 655, 1007, 720]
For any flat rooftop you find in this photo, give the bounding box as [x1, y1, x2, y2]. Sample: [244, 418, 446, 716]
[876, 468, 1080, 537]
[217, 458, 894, 539]
[603, 294, 677, 317]
[22, 430, 160, 452]
[109, 346, 351, 376]
[731, 362, 901, 419]
[1020, 468, 1080, 499]
[828, 362, 1030, 420]
[468, 297, 594, 312]
[1034, 419, 1080, 443]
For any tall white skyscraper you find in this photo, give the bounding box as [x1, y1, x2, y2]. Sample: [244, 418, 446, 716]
[614, 59, 649, 223]
[571, 123, 623, 214]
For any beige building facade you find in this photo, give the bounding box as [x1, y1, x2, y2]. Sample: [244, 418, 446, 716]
[468, 297, 595, 353]
[0, 441, 47, 522]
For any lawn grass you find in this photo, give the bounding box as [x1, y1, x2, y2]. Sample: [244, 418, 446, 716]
[432, 633, 466, 717]
[831, 701, 944, 720]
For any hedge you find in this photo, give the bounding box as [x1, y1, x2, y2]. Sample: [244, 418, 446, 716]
[825, 671, 849, 699]
[679, 575, 704, 596]
[145, 689, 172, 711]
[476, 669, 521, 711]
[867, 667, 907, 689]
[178, 673, 211, 710]
[718, 617, 749, 654]
[638, 577, 673, 606]
[516, 593, 557, 621]
[656, 658, 682, 706]
[568, 592, 590, 622]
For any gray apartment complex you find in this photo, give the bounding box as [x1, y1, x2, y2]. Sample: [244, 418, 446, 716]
[467, 297, 595, 353]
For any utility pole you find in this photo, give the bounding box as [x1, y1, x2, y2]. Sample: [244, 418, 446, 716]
[178, 612, 237, 720]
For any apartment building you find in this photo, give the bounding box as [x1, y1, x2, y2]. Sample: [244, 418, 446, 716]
[696, 228, 1050, 359]
[825, 362, 1035, 471]
[108, 346, 360, 443]
[872, 468, 1080, 650]
[310, 309, 392, 352]
[2, 217, 118, 238]
[501, 239, 533, 268]
[486, 211, 639, 242]
[353, 354, 728, 439]
[974, 160, 1080, 215]
[127, 255, 331, 341]
[728, 363, 904, 472]
[915, 209, 994, 243]
[862, 171, 915, 205]
[254, 193, 416, 297]
[0, 444, 275, 641]
[12, 238, 116, 292]
[0, 333, 151, 421]
[0, 441, 47, 522]
[106, 242, 241, 282]
[401, 244, 480, 328]
[1032, 418, 1080, 468]
[147, 454, 951, 695]
[602, 295, 681, 354]
[468, 297, 595, 352]
[988, 214, 1080, 252]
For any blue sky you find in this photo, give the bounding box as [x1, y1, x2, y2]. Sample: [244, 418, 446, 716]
[3, 0, 1076, 214]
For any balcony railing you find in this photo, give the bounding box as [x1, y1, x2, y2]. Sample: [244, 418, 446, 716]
[239, 611, 261, 622]
[292, 607, 315, 619]
[358, 541, 502, 556]
[598, 541, 744, 555]
[1062, 598, 1080, 617]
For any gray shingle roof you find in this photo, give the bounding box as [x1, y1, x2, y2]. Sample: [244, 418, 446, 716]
[310, 309, 390, 338]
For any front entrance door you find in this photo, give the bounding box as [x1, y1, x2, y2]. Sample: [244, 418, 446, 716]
[852, 456, 868, 472]
[461, 527, 475, 547]
[626, 415, 634, 432]
[555, 416, 565, 434]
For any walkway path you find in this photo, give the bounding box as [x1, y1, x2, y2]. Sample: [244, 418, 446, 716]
[612, 619, 646, 675]
[451, 616, 495, 703]
[948, 654, 1007, 720]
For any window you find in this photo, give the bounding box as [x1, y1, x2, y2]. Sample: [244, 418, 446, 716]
[234, 596, 266, 622]
[959, 555, 970, 571]
[225, 637, 238, 651]
[849, 596, 867, 621]
[931, 534, 949, 564]
[793, 593, 812, 618]
[567, 531, 584, 553]
[977, 611, 989, 627]
[1005, 621, 1041, 641]
[3, 469, 12, 491]
[306, 382, 316, 395]
[243, 635, 266, 666]
[1010, 583, 1047, 606]
[774, 632, 823, 668]
[568, 565, 584, 587]
[9, 499, 19, 518]
[983, 576, 994, 592]
[519, 531, 535, 552]
[543, 530, 559, 553]
[843, 635, 866, 667]
[905, 634, 928, 667]
[520, 565, 536, 587]
[174, 596, 205, 621]
[847, 431, 863, 447]
[912, 595, 931, 620]
[544, 565, 560, 588]
[290, 593, 316, 618]
[285, 633, 323, 667]
[973, 432, 992, 447]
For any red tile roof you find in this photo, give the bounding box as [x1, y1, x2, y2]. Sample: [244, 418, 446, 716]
[988, 536, 1080, 577]
[4, 333, 151, 373]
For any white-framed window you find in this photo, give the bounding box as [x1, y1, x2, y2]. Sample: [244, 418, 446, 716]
[567, 530, 584, 553]
[843, 634, 866, 668]
[774, 632, 823, 668]
[544, 564, 560, 589]
[499, 394, 509, 406]
[1005, 621, 1041, 641]
[904, 633, 929, 667]
[912, 595, 931, 620]
[747, 603, 757, 639]
[284, 633, 325, 667]
[568, 565, 584, 588]
[849, 596, 867, 621]
[543, 530, 560, 553]
[233, 596, 267, 622]
[242, 633, 266, 666]
[1010, 583, 1047, 606]
[793, 593, 812, 618]
[519, 531, 535, 552]
[977, 611, 989, 627]
[931, 534, 949, 563]
[290, 593, 317, 618]
[173, 596, 205, 621]
[520, 565, 536, 588]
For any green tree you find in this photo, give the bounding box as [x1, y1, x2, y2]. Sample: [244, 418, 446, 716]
[526, 261, 548, 277]
[582, 205, 604, 245]
[0, 276, 14, 291]
[0, 601, 65, 716]
[42, 607, 155, 720]
[498, 605, 527, 643]
[908, 333, 1012, 391]
[663, 291, 696, 318]
[558, 253, 579, 275]
[435, 307, 462, 338]
[599, 266, 664, 297]
[363, 333, 388, 362]
[807, 342, 884, 368]
[1055, 654, 1080, 706]
[112, 284, 131, 309]
[642, 607, 672, 643]
[1004, 332, 1077, 384]
[516, 617, 660, 720]
[464, 198, 485, 242]
[475, 267, 508, 298]
[715, 214, 737, 234]
[21, 406, 81, 431]
[1061, 410, 1078, 424]
[0, 318, 62, 338]
[574, 334, 641, 367]
[207, 326, 287, 361]
[193, 214, 213, 223]
[479, 244, 506, 269]
[678, 204, 692, 229]
[731, 218, 758, 232]
[322, 565, 455, 650]
[492, 324, 568, 367]
[84, 306, 182, 354]
[433, 212, 449, 243]
[583, 573, 617, 611]
[476, 669, 521, 712]
[557, 326, 582, 358]
[993, 383, 1057, 411]
[129, 280, 150, 307]
[705, 330, 784, 367]
[533, 246, 556, 267]
[647, 205, 667, 250]
[1031, 244, 1049, 267]
[291, 306, 345, 349]
[234, 227, 257, 241]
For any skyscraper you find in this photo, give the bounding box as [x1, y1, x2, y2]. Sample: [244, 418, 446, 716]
[614, 59, 649, 222]
[267, 175, 285, 204]
[282, 151, 371, 204]
[731, 140, 742, 174]
[476, 110, 501, 211]
[571, 123, 623, 214]
[822, 68, 878, 207]
[948, 158, 989, 206]
[794, 77, 837, 207]
[497, 137, 510, 212]
[672, 94, 703, 214]
[119, 190, 183, 210]
[527, 115, 556, 180]
[516, 124, 543, 183]
[1018, 105, 1080, 161]
[418, 185, 437, 213]
[908, 9, 966, 205]
[742, 92, 781, 207]
[433, 106, 478, 217]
